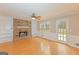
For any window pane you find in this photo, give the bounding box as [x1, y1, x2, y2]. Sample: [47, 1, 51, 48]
[58, 28, 67, 41]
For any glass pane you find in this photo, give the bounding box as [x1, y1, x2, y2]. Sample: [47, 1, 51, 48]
[58, 28, 67, 41]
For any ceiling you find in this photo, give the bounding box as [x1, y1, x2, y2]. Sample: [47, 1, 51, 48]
[0, 3, 79, 20]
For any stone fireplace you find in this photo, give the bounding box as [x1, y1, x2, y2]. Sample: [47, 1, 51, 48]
[13, 18, 31, 40]
[19, 31, 27, 37]
[15, 29, 30, 39]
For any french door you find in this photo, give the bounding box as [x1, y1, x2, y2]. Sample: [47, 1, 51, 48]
[56, 18, 69, 42]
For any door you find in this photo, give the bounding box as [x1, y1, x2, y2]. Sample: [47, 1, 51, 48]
[56, 18, 69, 43]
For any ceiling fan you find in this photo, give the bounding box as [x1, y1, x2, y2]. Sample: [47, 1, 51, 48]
[31, 13, 41, 21]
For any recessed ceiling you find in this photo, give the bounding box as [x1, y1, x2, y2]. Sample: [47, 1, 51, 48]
[0, 3, 79, 20]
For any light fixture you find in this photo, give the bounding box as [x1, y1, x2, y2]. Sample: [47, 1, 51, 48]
[32, 17, 35, 20]
[31, 13, 36, 20]
[31, 13, 41, 20]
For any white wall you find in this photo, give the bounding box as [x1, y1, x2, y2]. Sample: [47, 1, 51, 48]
[34, 17, 79, 48]
[0, 16, 13, 43]
[37, 17, 69, 43]
[67, 14, 79, 48]
[67, 35, 79, 48]
[32, 19, 39, 37]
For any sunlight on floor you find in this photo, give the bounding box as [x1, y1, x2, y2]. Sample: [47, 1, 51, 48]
[40, 42, 51, 55]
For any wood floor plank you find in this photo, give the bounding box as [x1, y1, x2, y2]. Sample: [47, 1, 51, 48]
[0, 37, 79, 55]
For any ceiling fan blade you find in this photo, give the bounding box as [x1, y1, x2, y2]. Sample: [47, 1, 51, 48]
[31, 13, 41, 20]
[36, 16, 41, 20]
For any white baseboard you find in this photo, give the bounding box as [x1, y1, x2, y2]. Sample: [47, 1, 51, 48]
[0, 33, 13, 43]
[67, 35, 79, 48]
[35, 32, 79, 48]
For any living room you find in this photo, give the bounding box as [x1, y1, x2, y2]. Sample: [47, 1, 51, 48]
[0, 3, 79, 55]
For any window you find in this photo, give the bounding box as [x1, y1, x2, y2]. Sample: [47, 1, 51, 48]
[58, 21, 67, 41]
[39, 21, 50, 32]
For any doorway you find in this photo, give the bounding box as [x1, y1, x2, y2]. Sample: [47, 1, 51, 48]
[56, 18, 69, 42]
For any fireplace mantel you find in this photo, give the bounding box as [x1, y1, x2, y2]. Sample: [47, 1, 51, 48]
[17, 26, 30, 28]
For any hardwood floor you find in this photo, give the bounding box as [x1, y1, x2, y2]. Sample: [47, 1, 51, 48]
[0, 37, 79, 55]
